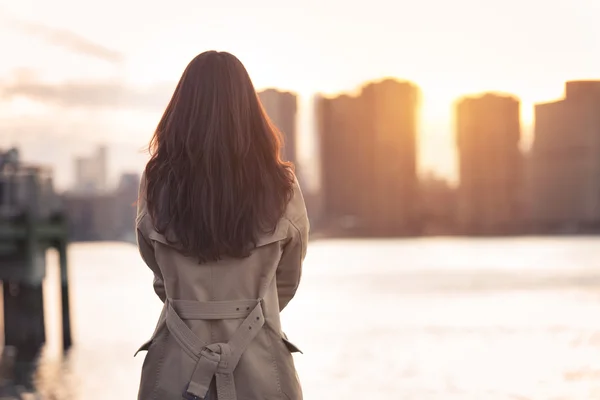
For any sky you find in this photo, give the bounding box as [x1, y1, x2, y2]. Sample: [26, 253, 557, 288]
[0, 0, 599, 189]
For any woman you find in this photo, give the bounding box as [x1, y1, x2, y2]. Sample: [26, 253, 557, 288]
[134, 51, 309, 400]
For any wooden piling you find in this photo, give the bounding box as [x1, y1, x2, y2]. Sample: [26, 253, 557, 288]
[0, 149, 73, 374]
[58, 238, 72, 351]
[2, 282, 46, 360]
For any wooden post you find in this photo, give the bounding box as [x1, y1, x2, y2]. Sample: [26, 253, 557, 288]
[3, 206, 46, 363]
[58, 239, 73, 351]
[0, 151, 73, 395]
[2, 282, 46, 383]
[2, 279, 44, 390]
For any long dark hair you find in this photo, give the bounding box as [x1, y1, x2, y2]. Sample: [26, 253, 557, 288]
[144, 51, 295, 263]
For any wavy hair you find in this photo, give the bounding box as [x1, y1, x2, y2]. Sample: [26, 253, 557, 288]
[144, 51, 294, 263]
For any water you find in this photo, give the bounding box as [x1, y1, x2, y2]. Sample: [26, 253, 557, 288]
[25, 237, 600, 399]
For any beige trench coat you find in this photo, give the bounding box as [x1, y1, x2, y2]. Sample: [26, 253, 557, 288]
[134, 175, 309, 400]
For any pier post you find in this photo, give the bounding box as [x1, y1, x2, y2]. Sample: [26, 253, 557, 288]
[58, 238, 72, 351]
[2, 282, 46, 360]
[0, 148, 73, 391]
[3, 198, 46, 361]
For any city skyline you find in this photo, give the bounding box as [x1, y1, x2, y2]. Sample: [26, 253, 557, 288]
[1, 0, 599, 186]
[1, 78, 597, 192]
[47, 80, 600, 238]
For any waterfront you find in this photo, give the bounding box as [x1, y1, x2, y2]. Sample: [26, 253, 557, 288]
[17, 237, 600, 399]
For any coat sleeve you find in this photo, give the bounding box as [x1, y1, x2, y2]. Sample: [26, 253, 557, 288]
[136, 226, 167, 303]
[276, 185, 310, 311]
[136, 172, 167, 303]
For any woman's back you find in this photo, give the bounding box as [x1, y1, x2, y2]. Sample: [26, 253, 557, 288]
[134, 51, 309, 400]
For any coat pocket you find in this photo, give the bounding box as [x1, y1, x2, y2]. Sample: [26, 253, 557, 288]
[281, 333, 303, 354]
[269, 330, 303, 400]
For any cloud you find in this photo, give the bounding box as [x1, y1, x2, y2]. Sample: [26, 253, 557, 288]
[0, 74, 175, 111]
[14, 20, 124, 65]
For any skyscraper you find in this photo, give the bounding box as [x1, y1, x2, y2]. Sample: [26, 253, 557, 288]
[455, 93, 523, 234]
[529, 81, 600, 232]
[258, 89, 298, 167]
[317, 79, 420, 236]
[74, 145, 108, 193]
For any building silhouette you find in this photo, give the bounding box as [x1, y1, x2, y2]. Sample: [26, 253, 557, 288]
[420, 172, 457, 235]
[317, 79, 420, 236]
[258, 89, 326, 228]
[63, 192, 119, 241]
[63, 171, 140, 242]
[74, 145, 108, 193]
[455, 93, 523, 235]
[258, 89, 298, 167]
[114, 173, 141, 241]
[66, 144, 140, 242]
[528, 81, 600, 232]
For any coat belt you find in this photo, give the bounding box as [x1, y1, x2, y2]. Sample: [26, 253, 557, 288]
[165, 298, 265, 400]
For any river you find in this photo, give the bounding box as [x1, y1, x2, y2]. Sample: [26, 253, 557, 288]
[23, 237, 600, 399]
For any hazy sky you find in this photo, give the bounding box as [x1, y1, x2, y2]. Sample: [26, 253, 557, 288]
[1, 0, 599, 187]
